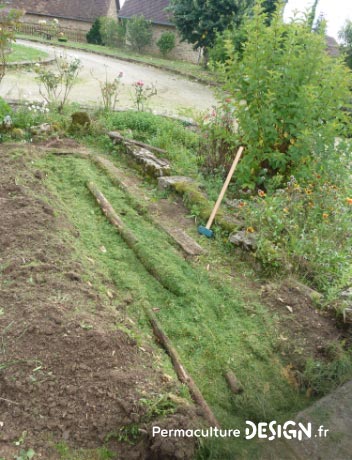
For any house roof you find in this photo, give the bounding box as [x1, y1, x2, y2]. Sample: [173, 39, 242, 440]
[326, 35, 339, 57]
[119, 0, 173, 26]
[9, 0, 120, 23]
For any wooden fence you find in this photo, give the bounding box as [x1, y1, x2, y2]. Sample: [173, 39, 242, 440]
[19, 22, 87, 43]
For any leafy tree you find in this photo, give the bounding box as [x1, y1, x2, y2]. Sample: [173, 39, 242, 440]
[157, 31, 176, 57]
[339, 20, 352, 69]
[86, 18, 103, 44]
[100, 17, 126, 47]
[126, 15, 152, 52]
[0, 7, 23, 85]
[169, 0, 284, 59]
[307, 0, 319, 30]
[169, 0, 242, 54]
[215, 2, 351, 189]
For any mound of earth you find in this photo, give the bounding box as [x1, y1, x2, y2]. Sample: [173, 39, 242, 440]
[0, 145, 198, 459]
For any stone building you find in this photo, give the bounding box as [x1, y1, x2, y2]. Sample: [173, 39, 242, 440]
[9, 0, 120, 35]
[119, 0, 200, 63]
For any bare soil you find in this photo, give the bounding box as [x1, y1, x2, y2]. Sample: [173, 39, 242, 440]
[0, 145, 198, 459]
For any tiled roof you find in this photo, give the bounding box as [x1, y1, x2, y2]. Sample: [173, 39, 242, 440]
[119, 0, 172, 25]
[9, 0, 119, 23]
[326, 35, 339, 57]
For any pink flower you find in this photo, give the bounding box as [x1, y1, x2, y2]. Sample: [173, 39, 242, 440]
[135, 80, 144, 87]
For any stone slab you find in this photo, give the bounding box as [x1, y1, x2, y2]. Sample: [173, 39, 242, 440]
[157, 176, 197, 190]
[164, 228, 203, 256]
[287, 380, 352, 460]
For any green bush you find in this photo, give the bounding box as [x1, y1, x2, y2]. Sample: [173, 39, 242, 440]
[0, 97, 11, 119]
[220, 1, 352, 190]
[156, 32, 176, 57]
[86, 18, 103, 45]
[100, 17, 126, 47]
[126, 15, 152, 52]
[198, 99, 238, 176]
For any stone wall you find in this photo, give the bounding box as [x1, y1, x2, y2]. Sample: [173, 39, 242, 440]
[19, 14, 90, 41]
[144, 24, 201, 64]
[21, 14, 91, 31]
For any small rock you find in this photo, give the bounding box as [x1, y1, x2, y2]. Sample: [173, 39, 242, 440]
[30, 123, 52, 135]
[229, 230, 257, 251]
[11, 127, 25, 139]
[340, 287, 352, 300]
[34, 170, 44, 180]
[66, 272, 81, 282]
[157, 176, 196, 190]
[343, 308, 352, 323]
[125, 144, 170, 177]
[2, 114, 12, 129]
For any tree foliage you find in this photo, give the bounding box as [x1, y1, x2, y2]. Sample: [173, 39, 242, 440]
[169, 0, 284, 54]
[157, 31, 176, 57]
[338, 20, 352, 69]
[100, 17, 126, 47]
[126, 15, 152, 52]
[215, 2, 352, 190]
[86, 18, 103, 45]
[169, 0, 242, 51]
[0, 7, 23, 85]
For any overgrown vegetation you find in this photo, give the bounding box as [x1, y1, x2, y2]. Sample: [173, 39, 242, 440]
[215, 3, 351, 190]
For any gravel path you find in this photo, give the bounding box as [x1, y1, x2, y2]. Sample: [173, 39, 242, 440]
[0, 40, 217, 116]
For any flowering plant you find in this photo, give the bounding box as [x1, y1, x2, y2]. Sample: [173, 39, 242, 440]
[97, 69, 123, 111]
[131, 80, 157, 111]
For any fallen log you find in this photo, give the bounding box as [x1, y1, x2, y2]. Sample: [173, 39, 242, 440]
[145, 307, 221, 428]
[224, 371, 243, 394]
[87, 181, 183, 296]
[108, 130, 167, 155]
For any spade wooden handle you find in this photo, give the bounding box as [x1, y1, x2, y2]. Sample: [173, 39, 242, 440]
[206, 146, 244, 229]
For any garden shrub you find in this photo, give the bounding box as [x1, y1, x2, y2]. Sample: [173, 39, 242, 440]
[126, 15, 152, 52]
[100, 17, 126, 47]
[0, 97, 11, 120]
[156, 32, 176, 57]
[198, 99, 238, 176]
[86, 18, 103, 45]
[218, 1, 352, 191]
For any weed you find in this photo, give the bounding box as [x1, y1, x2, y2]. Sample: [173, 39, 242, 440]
[55, 442, 114, 460]
[140, 394, 176, 420]
[14, 449, 35, 460]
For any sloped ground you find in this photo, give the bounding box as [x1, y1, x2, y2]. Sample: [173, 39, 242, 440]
[0, 140, 350, 460]
[0, 145, 198, 459]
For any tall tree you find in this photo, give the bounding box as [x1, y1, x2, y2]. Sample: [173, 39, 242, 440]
[169, 0, 284, 57]
[339, 20, 352, 69]
[169, 0, 242, 52]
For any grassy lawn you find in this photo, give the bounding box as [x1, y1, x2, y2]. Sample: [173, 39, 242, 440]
[17, 33, 216, 84]
[7, 43, 48, 63]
